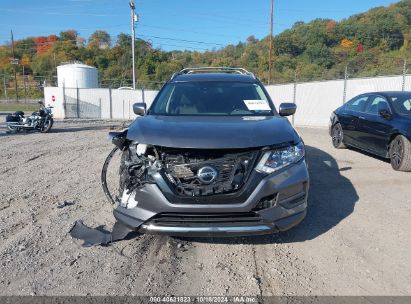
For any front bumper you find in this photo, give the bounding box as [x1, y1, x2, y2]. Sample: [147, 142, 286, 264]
[113, 159, 309, 237]
[138, 210, 307, 237]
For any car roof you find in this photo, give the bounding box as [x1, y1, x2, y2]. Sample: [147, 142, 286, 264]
[362, 91, 411, 97]
[170, 73, 257, 83]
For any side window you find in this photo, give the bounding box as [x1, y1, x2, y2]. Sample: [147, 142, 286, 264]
[390, 96, 411, 115]
[346, 96, 368, 112]
[365, 96, 389, 115]
[403, 99, 411, 111]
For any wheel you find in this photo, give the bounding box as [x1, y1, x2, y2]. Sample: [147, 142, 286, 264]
[331, 123, 346, 149]
[6, 125, 21, 133]
[40, 118, 53, 133]
[7, 125, 16, 132]
[389, 135, 411, 172]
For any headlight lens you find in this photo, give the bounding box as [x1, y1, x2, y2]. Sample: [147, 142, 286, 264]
[256, 142, 305, 174]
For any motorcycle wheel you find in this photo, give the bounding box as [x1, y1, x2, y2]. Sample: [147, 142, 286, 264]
[40, 118, 53, 133]
[7, 125, 22, 133]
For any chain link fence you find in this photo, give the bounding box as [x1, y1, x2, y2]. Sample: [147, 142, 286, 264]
[266, 73, 410, 127]
[44, 86, 158, 120]
[43, 71, 410, 128]
[0, 74, 56, 102]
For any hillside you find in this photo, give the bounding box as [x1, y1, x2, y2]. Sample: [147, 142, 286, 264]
[0, 0, 410, 97]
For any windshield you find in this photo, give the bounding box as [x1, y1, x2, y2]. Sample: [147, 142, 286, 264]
[389, 94, 411, 116]
[150, 81, 275, 116]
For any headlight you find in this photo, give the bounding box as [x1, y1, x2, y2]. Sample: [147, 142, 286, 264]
[256, 142, 305, 174]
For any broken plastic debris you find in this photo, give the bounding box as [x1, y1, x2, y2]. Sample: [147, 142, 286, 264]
[69, 220, 133, 247]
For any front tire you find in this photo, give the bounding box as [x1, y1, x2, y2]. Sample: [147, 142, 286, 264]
[40, 118, 53, 133]
[389, 135, 411, 172]
[331, 123, 346, 149]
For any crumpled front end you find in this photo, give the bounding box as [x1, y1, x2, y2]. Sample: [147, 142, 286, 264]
[112, 132, 309, 237]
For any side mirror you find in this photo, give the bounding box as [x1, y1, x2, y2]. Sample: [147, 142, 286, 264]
[378, 103, 392, 120]
[379, 109, 392, 120]
[133, 102, 146, 116]
[279, 103, 297, 117]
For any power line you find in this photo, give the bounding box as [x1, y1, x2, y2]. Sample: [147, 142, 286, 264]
[137, 24, 243, 40]
[138, 34, 224, 46]
[3, 33, 226, 49]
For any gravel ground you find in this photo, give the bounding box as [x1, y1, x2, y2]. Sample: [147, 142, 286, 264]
[0, 119, 410, 296]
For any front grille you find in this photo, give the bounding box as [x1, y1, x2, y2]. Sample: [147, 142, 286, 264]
[148, 212, 263, 227]
[160, 149, 259, 197]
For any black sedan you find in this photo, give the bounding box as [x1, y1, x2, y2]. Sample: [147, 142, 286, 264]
[330, 91, 411, 171]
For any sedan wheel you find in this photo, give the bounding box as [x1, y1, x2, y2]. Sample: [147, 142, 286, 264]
[331, 123, 346, 149]
[390, 135, 411, 172]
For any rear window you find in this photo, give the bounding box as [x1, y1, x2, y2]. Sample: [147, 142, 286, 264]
[150, 81, 275, 116]
[389, 94, 411, 116]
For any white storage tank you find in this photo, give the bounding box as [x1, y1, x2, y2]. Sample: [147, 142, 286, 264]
[57, 63, 98, 88]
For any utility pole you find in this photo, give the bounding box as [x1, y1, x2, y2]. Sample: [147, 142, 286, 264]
[268, 0, 274, 85]
[402, 59, 408, 92]
[11, 30, 19, 102]
[129, 0, 137, 89]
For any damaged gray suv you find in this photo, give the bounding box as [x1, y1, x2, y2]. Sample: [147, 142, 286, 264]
[107, 67, 309, 238]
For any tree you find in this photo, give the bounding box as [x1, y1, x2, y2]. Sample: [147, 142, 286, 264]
[305, 43, 335, 68]
[117, 33, 132, 48]
[88, 30, 111, 49]
[60, 30, 78, 42]
[246, 35, 258, 44]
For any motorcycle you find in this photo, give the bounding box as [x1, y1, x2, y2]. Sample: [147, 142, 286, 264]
[6, 101, 54, 133]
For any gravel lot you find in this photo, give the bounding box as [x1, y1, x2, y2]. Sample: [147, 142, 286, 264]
[0, 118, 410, 296]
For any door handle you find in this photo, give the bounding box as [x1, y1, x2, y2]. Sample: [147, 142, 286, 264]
[358, 116, 366, 120]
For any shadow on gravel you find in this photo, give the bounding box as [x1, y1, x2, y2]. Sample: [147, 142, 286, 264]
[0, 125, 123, 137]
[179, 145, 359, 245]
[51, 125, 116, 133]
[0, 128, 31, 137]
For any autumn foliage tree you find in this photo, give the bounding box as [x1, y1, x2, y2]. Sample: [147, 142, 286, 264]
[34, 35, 57, 54]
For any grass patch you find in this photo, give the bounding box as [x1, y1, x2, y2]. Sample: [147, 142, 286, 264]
[0, 103, 39, 112]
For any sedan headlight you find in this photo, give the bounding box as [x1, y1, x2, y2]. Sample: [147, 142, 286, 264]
[256, 142, 305, 174]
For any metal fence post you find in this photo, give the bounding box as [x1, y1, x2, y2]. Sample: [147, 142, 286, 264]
[99, 98, 102, 119]
[343, 65, 349, 104]
[62, 85, 67, 119]
[76, 85, 80, 118]
[142, 87, 145, 104]
[292, 70, 297, 125]
[109, 87, 113, 119]
[3, 75, 7, 100]
[402, 59, 408, 92]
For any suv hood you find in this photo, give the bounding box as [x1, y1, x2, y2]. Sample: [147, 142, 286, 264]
[127, 115, 300, 149]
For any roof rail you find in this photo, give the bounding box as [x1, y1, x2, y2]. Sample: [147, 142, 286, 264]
[171, 67, 256, 80]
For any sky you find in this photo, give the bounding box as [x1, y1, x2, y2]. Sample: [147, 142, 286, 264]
[0, 0, 399, 51]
